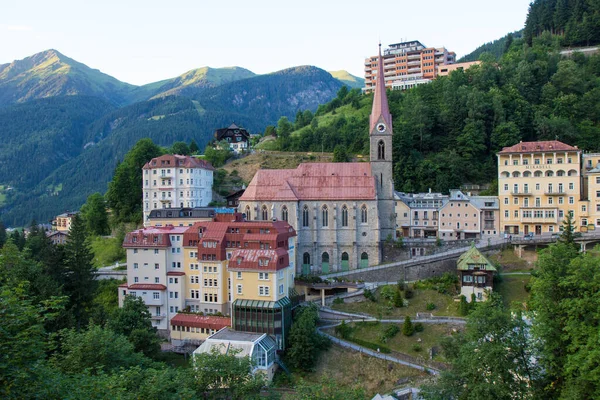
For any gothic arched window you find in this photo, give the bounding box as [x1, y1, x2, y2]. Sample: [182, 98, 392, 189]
[302, 206, 309, 227]
[378, 140, 385, 160]
[322, 205, 329, 227]
[245, 205, 251, 220]
[261, 205, 268, 220]
[361, 205, 368, 224]
[341, 205, 348, 227]
[281, 205, 288, 222]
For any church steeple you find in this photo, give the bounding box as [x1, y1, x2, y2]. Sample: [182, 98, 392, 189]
[370, 43, 392, 133]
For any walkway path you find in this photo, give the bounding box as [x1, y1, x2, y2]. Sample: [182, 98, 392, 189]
[317, 307, 467, 376]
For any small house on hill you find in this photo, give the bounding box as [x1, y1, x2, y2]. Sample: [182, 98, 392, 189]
[214, 123, 250, 154]
[457, 245, 496, 302]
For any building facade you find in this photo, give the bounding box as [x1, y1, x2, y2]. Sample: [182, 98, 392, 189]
[497, 141, 582, 235]
[142, 155, 214, 225]
[437, 61, 481, 77]
[214, 123, 250, 154]
[364, 40, 456, 92]
[239, 45, 396, 275]
[457, 246, 496, 302]
[52, 212, 77, 232]
[147, 207, 217, 227]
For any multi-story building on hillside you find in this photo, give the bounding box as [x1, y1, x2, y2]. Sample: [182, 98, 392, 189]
[119, 211, 297, 348]
[52, 211, 78, 232]
[214, 123, 251, 154]
[394, 191, 447, 238]
[497, 140, 583, 235]
[142, 155, 214, 226]
[437, 61, 481, 77]
[364, 40, 455, 92]
[147, 207, 217, 227]
[438, 190, 500, 240]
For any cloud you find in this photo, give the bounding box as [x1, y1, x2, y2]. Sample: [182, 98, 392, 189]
[0, 24, 33, 32]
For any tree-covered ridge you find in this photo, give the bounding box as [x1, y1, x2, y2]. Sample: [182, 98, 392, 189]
[458, 30, 523, 62]
[524, 0, 600, 47]
[271, 36, 600, 194]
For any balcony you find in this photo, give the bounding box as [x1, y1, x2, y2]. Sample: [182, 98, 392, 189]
[407, 67, 421, 73]
[544, 190, 565, 196]
[511, 191, 533, 196]
[407, 60, 420, 66]
[150, 314, 166, 320]
[159, 198, 171, 203]
[145, 297, 164, 306]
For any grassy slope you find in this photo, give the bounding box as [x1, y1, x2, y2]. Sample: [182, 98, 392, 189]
[294, 344, 427, 397]
[329, 70, 365, 89]
[220, 151, 333, 184]
[332, 287, 461, 318]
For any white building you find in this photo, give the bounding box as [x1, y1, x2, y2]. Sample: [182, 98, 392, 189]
[143, 154, 214, 226]
[118, 225, 189, 331]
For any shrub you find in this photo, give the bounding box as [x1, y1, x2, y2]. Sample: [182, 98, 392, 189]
[378, 324, 400, 343]
[458, 295, 470, 316]
[334, 320, 353, 340]
[332, 297, 344, 305]
[404, 285, 414, 299]
[402, 316, 414, 337]
[414, 322, 424, 333]
[393, 290, 404, 308]
[363, 288, 377, 302]
[426, 302, 436, 311]
[412, 344, 422, 352]
[380, 285, 396, 302]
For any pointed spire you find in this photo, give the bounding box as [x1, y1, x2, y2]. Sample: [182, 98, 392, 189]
[370, 43, 392, 133]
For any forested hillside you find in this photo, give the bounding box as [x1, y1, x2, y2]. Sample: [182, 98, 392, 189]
[271, 36, 600, 194]
[459, 30, 523, 62]
[524, 0, 600, 47]
[0, 66, 343, 226]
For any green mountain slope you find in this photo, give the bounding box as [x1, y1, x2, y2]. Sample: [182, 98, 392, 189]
[0, 65, 343, 226]
[126, 66, 256, 103]
[459, 30, 523, 62]
[0, 96, 115, 190]
[0, 49, 134, 106]
[329, 70, 365, 88]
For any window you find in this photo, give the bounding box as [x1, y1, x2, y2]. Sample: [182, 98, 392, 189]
[133, 263, 138, 269]
[504, 210, 509, 218]
[377, 140, 385, 160]
[237, 284, 242, 294]
[245, 206, 251, 220]
[302, 206, 309, 227]
[322, 205, 328, 227]
[281, 206, 288, 222]
[134, 277, 139, 283]
[261, 205, 268, 220]
[504, 184, 509, 191]
[569, 182, 574, 190]
[155, 277, 159, 283]
[259, 272, 269, 280]
[582, 205, 587, 212]
[361, 205, 368, 224]
[504, 198, 509, 205]
[279, 284, 284, 295]
[237, 271, 242, 279]
[569, 197, 574, 204]
[153, 292, 159, 299]
[534, 158, 540, 165]
[341, 205, 348, 227]
[513, 197, 519, 205]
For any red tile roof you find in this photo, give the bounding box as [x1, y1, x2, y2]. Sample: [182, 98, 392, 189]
[167, 271, 186, 276]
[228, 248, 289, 271]
[143, 154, 214, 171]
[239, 163, 376, 202]
[170, 314, 231, 329]
[123, 226, 188, 248]
[498, 140, 578, 154]
[127, 284, 167, 290]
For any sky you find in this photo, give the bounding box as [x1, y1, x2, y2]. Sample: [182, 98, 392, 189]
[1, 0, 531, 86]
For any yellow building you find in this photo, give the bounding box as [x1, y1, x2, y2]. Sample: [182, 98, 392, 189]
[582, 153, 600, 230]
[52, 212, 77, 232]
[498, 140, 582, 235]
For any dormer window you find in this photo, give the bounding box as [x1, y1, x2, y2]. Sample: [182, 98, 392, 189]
[236, 257, 242, 265]
[132, 237, 137, 243]
[153, 237, 158, 243]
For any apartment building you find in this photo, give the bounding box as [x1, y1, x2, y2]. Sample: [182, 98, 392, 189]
[119, 211, 297, 346]
[147, 207, 217, 227]
[364, 40, 456, 92]
[119, 225, 189, 331]
[142, 155, 214, 225]
[52, 211, 77, 231]
[581, 153, 600, 229]
[214, 123, 251, 154]
[497, 140, 582, 235]
[438, 190, 500, 240]
[395, 191, 447, 238]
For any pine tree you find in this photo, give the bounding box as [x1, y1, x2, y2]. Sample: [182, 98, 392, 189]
[0, 221, 6, 248]
[189, 139, 199, 154]
[402, 315, 414, 336]
[80, 193, 110, 236]
[63, 214, 96, 329]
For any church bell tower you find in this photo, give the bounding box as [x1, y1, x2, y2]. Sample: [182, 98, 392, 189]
[370, 43, 396, 239]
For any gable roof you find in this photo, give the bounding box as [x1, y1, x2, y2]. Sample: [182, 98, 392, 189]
[143, 154, 214, 171]
[457, 246, 496, 271]
[498, 140, 578, 154]
[239, 162, 376, 202]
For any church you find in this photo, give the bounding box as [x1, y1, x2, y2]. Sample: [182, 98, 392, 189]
[238, 45, 395, 275]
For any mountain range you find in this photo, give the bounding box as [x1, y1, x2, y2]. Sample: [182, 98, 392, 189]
[0, 49, 364, 226]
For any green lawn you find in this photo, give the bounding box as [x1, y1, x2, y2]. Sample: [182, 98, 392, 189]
[496, 275, 531, 309]
[289, 344, 427, 398]
[331, 287, 460, 318]
[329, 321, 461, 363]
[488, 248, 533, 272]
[90, 236, 126, 268]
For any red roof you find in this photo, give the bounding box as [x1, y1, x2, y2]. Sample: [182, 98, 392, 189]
[123, 225, 188, 248]
[239, 163, 376, 202]
[143, 154, 214, 171]
[128, 284, 167, 290]
[228, 248, 289, 271]
[498, 140, 578, 154]
[118, 283, 128, 288]
[167, 271, 186, 276]
[170, 314, 231, 330]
